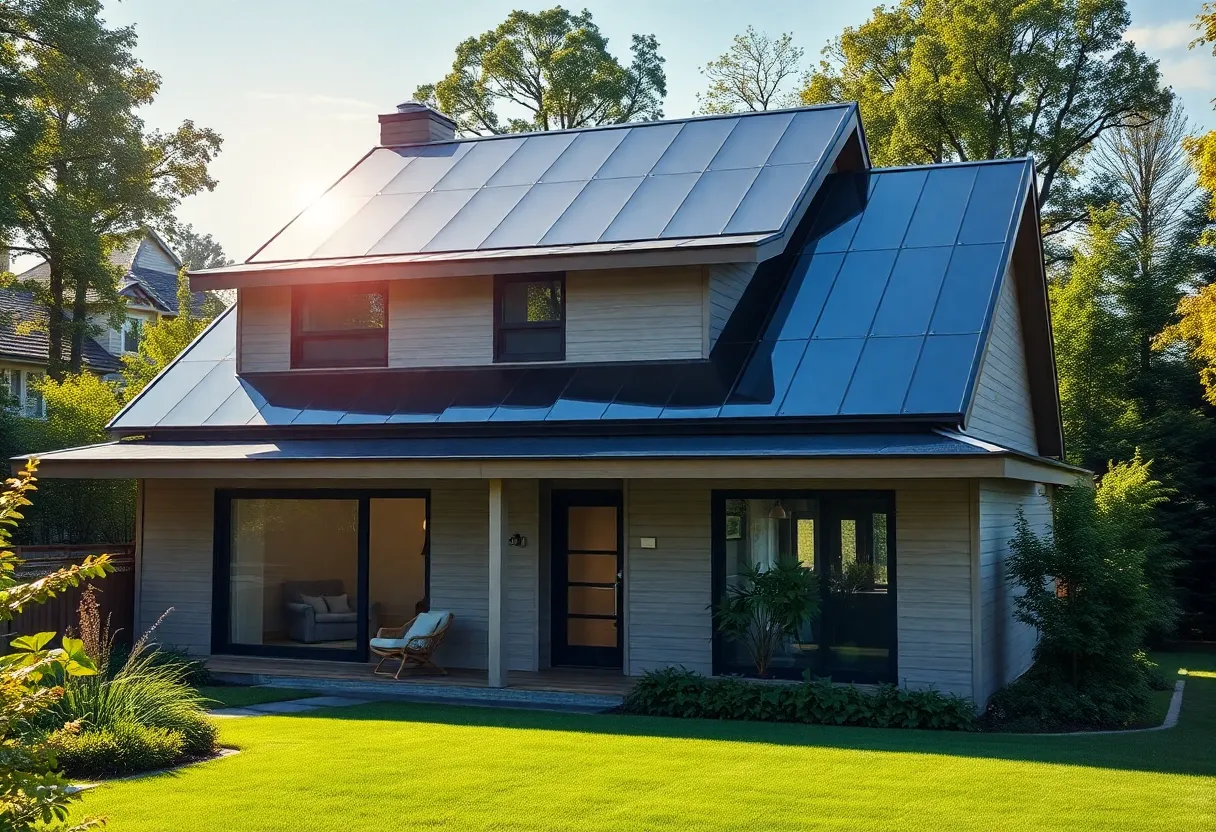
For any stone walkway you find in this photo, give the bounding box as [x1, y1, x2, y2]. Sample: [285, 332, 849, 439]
[210, 695, 370, 718]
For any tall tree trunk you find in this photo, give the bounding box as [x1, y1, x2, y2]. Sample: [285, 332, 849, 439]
[69, 270, 87, 374]
[46, 255, 67, 381]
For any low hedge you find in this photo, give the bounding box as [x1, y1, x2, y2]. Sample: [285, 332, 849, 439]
[621, 668, 976, 731]
[47, 720, 197, 780]
[981, 663, 1153, 732]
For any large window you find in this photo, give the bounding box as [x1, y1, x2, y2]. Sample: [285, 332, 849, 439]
[215, 490, 428, 660]
[123, 317, 144, 353]
[291, 282, 388, 369]
[712, 491, 896, 683]
[494, 273, 564, 362]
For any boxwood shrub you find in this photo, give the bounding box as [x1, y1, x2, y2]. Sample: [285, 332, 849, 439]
[622, 668, 976, 731]
[47, 721, 189, 780]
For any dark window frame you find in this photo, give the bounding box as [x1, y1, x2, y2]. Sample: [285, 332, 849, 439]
[710, 489, 898, 685]
[493, 272, 566, 363]
[290, 282, 389, 369]
[211, 487, 430, 662]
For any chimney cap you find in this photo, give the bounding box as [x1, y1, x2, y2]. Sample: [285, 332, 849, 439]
[392, 100, 456, 126]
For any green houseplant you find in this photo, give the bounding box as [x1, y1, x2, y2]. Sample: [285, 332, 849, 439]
[713, 561, 820, 676]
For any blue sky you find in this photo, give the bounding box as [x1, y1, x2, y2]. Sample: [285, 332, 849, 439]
[92, 0, 1216, 265]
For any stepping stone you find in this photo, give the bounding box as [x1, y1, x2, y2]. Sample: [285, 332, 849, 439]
[292, 696, 370, 708]
[243, 701, 321, 714]
[209, 707, 263, 718]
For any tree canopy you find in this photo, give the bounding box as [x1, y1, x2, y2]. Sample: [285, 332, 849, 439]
[165, 222, 232, 271]
[414, 6, 665, 135]
[799, 0, 1171, 240]
[0, 0, 221, 378]
[696, 27, 804, 114]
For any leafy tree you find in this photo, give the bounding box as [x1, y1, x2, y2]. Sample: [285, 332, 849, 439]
[1186, 4, 1216, 232]
[697, 27, 804, 114]
[414, 7, 665, 135]
[163, 222, 231, 271]
[0, 0, 221, 378]
[0, 459, 112, 829]
[1002, 458, 1166, 712]
[800, 0, 1171, 240]
[118, 268, 211, 394]
[1049, 206, 1134, 468]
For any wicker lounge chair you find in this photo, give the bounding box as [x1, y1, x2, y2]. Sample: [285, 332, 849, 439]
[370, 611, 452, 679]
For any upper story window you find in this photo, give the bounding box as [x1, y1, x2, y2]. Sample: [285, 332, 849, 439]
[123, 317, 144, 353]
[291, 282, 388, 369]
[23, 371, 45, 419]
[494, 274, 564, 363]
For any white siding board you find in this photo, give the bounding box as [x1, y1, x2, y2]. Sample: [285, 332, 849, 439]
[138, 479, 214, 655]
[965, 266, 1038, 454]
[237, 287, 291, 372]
[565, 267, 706, 362]
[706, 262, 756, 346]
[133, 238, 179, 275]
[977, 479, 1050, 704]
[388, 277, 494, 367]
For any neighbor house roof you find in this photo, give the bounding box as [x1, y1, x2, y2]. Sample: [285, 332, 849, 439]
[17, 229, 203, 316]
[107, 155, 1058, 458]
[191, 105, 861, 288]
[0, 290, 123, 373]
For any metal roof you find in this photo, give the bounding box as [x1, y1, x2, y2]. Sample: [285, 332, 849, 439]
[108, 157, 1036, 435]
[29, 432, 1003, 463]
[238, 106, 854, 266]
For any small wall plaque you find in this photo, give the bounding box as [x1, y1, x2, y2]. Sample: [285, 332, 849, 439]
[640, 537, 657, 549]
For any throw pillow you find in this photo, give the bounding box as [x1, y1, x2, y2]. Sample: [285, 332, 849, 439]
[300, 594, 328, 614]
[324, 593, 351, 614]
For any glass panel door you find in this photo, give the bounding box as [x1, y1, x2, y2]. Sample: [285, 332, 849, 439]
[552, 492, 622, 668]
[228, 498, 360, 652]
[822, 498, 895, 680]
[369, 498, 429, 633]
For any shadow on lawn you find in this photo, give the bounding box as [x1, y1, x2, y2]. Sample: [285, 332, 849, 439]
[266, 664, 1214, 780]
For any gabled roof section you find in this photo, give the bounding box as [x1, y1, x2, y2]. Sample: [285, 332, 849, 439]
[0, 290, 122, 373]
[107, 156, 1058, 444]
[191, 105, 861, 288]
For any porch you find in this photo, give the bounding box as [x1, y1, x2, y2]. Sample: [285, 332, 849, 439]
[204, 654, 635, 710]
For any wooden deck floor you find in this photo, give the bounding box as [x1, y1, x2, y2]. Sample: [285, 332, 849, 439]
[205, 655, 636, 697]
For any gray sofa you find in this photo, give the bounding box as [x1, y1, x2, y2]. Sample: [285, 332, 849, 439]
[282, 580, 379, 644]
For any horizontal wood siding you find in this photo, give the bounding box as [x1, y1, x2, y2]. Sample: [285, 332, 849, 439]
[506, 479, 540, 671]
[138, 479, 214, 655]
[134, 238, 179, 275]
[237, 287, 291, 372]
[626, 480, 713, 675]
[965, 267, 1038, 454]
[388, 277, 493, 367]
[977, 479, 1050, 704]
[707, 262, 756, 346]
[623, 478, 974, 697]
[563, 267, 706, 362]
[428, 481, 490, 668]
[895, 480, 974, 699]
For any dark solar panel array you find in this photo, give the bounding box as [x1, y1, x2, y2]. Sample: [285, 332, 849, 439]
[113, 158, 1032, 432]
[250, 107, 853, 263]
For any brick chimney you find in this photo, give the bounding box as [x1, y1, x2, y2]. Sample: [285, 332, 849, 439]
[378, 101, 457, 146]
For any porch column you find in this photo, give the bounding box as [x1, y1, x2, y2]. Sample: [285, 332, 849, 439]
[488, 478, 509, 688]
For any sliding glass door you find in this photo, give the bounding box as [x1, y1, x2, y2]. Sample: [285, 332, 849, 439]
[213, 489, 429, 660]
[712, 490, 896, 683]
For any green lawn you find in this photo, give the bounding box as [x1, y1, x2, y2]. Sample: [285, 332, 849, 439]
[197, 685, 316, 709]
[75, 654, 1215, 831]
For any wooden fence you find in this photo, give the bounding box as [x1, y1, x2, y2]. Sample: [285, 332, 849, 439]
[3, 544, 136, 650]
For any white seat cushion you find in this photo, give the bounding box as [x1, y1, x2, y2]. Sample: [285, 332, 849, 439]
[370, 637, 408, 650]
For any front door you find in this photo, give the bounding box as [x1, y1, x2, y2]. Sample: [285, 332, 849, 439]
[551, 490, 623, 668]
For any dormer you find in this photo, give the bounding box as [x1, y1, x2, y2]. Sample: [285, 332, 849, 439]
[194, 103, 867, 374]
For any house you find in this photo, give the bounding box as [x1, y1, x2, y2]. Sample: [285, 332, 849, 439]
[0, 230, 201, 416]
[22, 101, 1081, 708]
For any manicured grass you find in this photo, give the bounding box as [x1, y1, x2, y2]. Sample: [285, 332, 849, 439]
[196, 685, 315, 709]
[75, 654, 1215, 831]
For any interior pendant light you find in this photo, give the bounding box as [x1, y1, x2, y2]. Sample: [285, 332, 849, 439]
[769, 500, 788, 520]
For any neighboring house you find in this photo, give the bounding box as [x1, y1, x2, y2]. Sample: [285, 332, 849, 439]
[1, 230, 198, 416]
[25, 101, 1081, 708]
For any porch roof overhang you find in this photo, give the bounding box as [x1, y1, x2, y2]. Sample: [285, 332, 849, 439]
[20, 431, 1086, 484]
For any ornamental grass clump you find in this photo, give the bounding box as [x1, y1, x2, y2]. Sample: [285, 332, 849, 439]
[32, 595, 217, 778]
